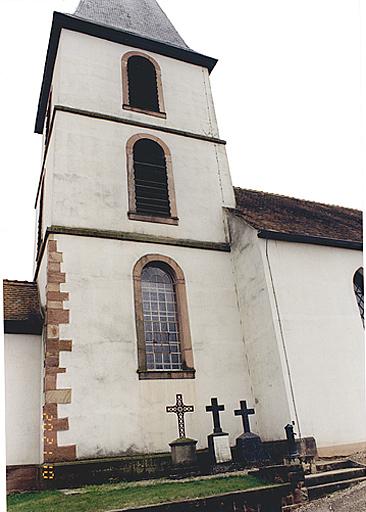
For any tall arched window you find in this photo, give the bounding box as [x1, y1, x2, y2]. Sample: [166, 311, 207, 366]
[353, 267, 364, 327]
[122, 52, 166, 118]
[126, 134, 178, 225]
[133, 255, 195, 380]
[134, 139, 170, 217]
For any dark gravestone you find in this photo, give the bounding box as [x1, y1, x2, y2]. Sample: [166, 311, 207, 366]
[166, 394, 197, 467]
[284, 423, 301, 465]
[234, 400, 268, 465]
[206, 398, 232, 464]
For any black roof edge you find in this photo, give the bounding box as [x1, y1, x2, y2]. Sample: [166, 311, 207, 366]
[257, 230, 363, 251]
[35, 11, 218, 134]
[4, 319, 43, 336]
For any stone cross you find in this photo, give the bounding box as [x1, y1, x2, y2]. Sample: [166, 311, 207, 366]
[234, 400, 255, 433]
[166, 394, 194, 438]
[206, 397, 225, 434]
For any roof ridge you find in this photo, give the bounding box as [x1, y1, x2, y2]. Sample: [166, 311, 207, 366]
[234, 187, 363, 213]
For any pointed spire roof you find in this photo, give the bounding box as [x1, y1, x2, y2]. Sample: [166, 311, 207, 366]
[74, 0, 189, 49]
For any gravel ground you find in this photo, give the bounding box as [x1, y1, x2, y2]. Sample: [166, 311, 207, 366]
[298, 451, 366, 511]
[350, 451, 366, 466]
[297, 480, 366, 511]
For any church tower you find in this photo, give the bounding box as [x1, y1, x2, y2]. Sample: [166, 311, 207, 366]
[33, 0, 260, 463]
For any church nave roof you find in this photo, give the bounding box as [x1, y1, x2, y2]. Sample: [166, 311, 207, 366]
[234, 187, 363, 250]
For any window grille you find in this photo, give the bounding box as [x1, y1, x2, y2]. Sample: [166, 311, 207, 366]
[133, 139, 171, 217]
[354, 268, 364, 327]
[128, 56, 159, 112]
[141, 264, 183, 371]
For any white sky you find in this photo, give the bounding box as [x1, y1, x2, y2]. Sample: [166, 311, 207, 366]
[0, 0, 364, 282]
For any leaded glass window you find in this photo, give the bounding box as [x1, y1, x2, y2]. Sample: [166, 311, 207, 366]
[141, 264, 182, 370]
[353, 268, 364, 328]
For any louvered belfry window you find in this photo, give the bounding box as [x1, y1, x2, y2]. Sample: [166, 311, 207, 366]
[128, 56, 159, 112]
[133, 139, 171, 217]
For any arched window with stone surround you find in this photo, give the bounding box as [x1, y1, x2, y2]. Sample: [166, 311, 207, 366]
[122, 51, 166, 118]
[126, 134, 178, 225]
[133, 255, 195, 380]
[353, 267, 364, 328]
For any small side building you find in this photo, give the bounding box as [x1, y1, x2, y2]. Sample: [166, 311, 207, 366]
[3, 280, 43, 492]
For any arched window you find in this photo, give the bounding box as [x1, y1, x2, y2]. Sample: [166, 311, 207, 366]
[133, 255, 195, 380]
[122, 52, 166, 118]
[126, 134, 178, 225]
[353, 267, 364, 327]
[134, 139, 170, 217]
[128, 56, 159, 112]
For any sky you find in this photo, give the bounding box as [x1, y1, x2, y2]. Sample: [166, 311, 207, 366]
[0, 0, 364, 282]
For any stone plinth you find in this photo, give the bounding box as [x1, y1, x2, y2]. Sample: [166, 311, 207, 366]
[208, 433, 232, 465]
[169, 437, 197, 466]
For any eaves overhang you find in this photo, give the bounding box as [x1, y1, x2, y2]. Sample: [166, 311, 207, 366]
[4, 318, 43, 336]
[34, 11, 218, 134]
[257, 229, 363, 251]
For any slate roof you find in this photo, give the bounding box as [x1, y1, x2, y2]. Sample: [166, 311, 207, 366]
[234, 188, 363, 246]
[3, 280, 43, 334]
[73, 0, 189, 49]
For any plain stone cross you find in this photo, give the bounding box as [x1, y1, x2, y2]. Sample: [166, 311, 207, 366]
[166, 394, 194, 438]
[206, 397, 225, 434]
[234, 400, 255, 433]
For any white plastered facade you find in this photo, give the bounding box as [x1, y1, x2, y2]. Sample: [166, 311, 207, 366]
[229, 214, 366, 454]
[5, 334, 42, 465]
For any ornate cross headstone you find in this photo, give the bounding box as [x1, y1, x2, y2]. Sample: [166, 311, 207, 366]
[166, 394, 194, 439]
[234, 400, 255, 433]
[166, 394, 197, 469]
[206, 397, 225, 434]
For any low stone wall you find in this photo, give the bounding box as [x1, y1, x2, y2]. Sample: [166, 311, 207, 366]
[114, 484, 292, 512]
[6, 465, 40, 493]
[264, 437, 317, 464]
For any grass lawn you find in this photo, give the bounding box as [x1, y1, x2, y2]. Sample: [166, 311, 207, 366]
[7, 474, 266, 512]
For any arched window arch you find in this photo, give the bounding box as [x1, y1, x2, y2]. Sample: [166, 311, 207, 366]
[353, 267, 364, 328]
[133, 255, 195, 380]
[122, 51, 166, 118]
[126, 134, 178, 225]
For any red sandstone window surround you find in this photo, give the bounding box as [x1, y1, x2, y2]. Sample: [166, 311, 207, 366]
[126, 133, 178, 225]
[133, 254, 195, 380]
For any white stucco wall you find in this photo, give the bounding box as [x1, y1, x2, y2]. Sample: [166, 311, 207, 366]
[42, 110, 233, 244]
[41, 233, 254, 459]
[5, 334, 42, 465]
[229, 216, 292, 441]
[266, 239, 365, 452]
[55, 29, 220, 138]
